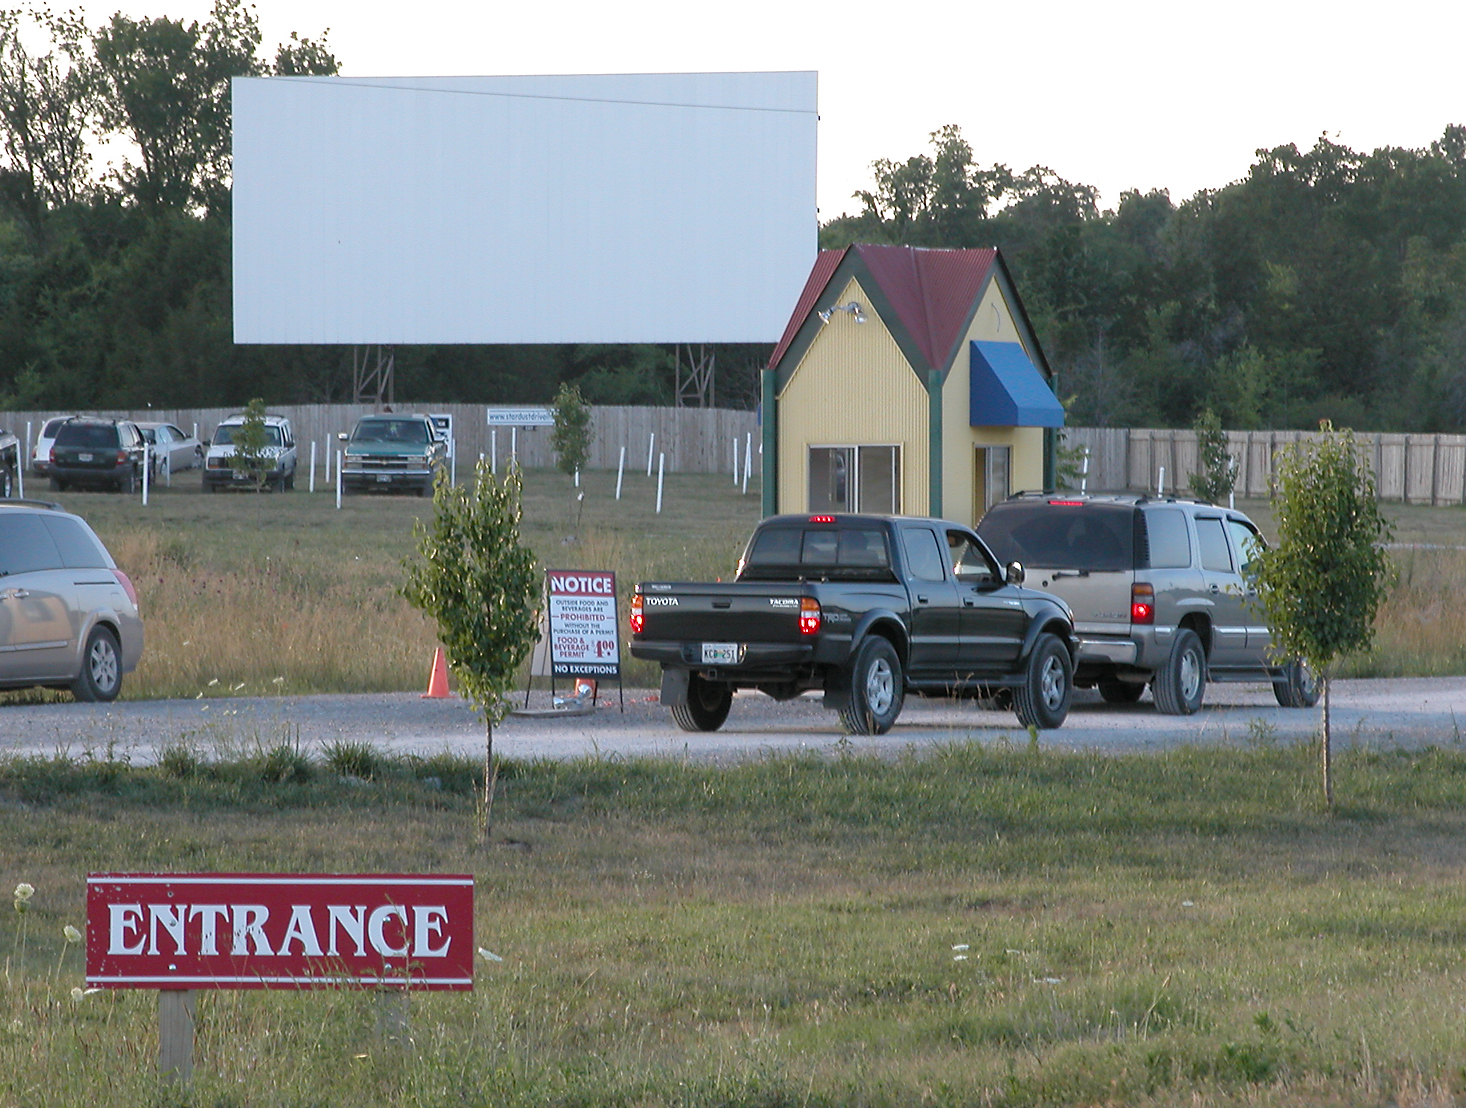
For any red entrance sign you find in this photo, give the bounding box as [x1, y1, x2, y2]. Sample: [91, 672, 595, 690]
[86, 873, 474, 990]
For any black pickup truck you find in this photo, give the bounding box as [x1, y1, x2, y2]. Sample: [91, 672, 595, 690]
[630, 514, 1078, 735]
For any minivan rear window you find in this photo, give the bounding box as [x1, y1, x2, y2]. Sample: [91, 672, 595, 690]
[977, 502, 1135, 572]
[741, 527, 892, 579]
[0, 514, 62, 574]
[40, 516, 110, 568]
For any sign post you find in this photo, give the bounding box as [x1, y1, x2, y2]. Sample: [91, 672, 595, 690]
[545, 569, 623, 711]
[87, 872, 474, 1084]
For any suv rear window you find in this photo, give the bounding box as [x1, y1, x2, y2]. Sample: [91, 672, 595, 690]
[352, 419, 430, 444]
[978, 502, 1135, 572]
[54, 422, 120, 448]
[741, 526, 892, 579]
[213, 424, 282, 446]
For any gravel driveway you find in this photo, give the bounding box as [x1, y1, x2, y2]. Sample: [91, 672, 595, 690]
[2, 677, 1463, 765]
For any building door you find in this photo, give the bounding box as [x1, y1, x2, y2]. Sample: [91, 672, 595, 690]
[974, 445, 1010, 523]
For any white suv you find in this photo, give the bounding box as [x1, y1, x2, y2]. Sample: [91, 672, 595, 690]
[203, 414, 298, 492]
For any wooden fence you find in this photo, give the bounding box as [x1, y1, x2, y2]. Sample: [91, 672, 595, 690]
[1064, 427, 1466, 506]
[2, 404, 762, 477]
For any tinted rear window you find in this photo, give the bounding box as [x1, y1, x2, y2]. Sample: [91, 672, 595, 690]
[212, 423, 282, 446]
[40, 515, 110, 568]
[0, 514, 62, 573]
[977, 502, 1135, 572]
[742, 527, 892, 578]
[1144, 509, 1191, 569]
[54, 423, 119, 448]
[42, 418, 68, 436]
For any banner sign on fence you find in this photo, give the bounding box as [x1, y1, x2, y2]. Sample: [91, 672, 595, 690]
[546, 570, 621, 678]
[486, 407, 553, 427]
[85, 873, 474, 990]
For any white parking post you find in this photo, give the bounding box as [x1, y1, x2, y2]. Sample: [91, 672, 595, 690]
[309, 441, 317, 493]
[1158, 466, 1166, 496]
[615, 445, 625, 500]
[732, 436, 739, 485]
[742, 432, 752, 495]
[19, 421, 28, 498]
[1080, 446, 1090, 493]
[450, 439, 457, 486]
[510, 427, 517, 465]
[323, 440, 331, 484]
[192, 422, 197, 441]
[490, 429, 497, 475]
[336, 451, 342, 509]
[141, 443, 150, 506]
[647, 432, 655, 475]
[655, 452, 665, 513]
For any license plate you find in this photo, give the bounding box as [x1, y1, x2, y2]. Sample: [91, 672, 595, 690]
[376, 474, 391, 483]
[701, 642, 739, 665]
[79, 453, 92, 462]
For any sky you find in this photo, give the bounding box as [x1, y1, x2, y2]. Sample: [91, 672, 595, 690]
[97, 0, 1466, 218]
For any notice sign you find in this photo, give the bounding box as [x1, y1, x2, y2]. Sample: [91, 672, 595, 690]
[547, 570, 621, 678]
[85, 873, 474, 990]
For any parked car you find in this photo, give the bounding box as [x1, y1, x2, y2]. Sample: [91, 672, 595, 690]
[0, 500, 143, 701]
[30, 415, 77, 477]
[630, 513, 1078, 734]
[137, 422, 203, 480]
[975, 492, 1319, 714]
[0, 428, 18, 497]
[48, 418, 146, 493]
[203, 413, 297, 491]
[338, 413, 448, 497]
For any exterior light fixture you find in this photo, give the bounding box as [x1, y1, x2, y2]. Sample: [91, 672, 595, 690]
[817, 301, 866, 325]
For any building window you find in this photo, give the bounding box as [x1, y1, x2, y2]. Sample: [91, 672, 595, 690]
[974, 445, 1010, 520]
[808, 445, 900, 514]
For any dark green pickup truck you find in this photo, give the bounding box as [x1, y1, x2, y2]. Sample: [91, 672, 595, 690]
[339, 413, 447, 497]
[630, 513, 1078, 735]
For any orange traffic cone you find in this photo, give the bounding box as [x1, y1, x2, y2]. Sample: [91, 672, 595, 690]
[422, 648, 453, 699]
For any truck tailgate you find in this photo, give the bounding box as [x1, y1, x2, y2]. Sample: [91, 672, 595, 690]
[639, 582, 810, 644]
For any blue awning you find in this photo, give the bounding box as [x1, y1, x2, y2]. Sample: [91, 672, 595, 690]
[969, 340, 1065, 428]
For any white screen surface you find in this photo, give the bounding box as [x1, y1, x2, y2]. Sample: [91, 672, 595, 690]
[232, 72, 817, 344]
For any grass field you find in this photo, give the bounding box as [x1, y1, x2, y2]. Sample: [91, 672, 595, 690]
[6, 743, 1466, 1106]
[8, 472, 1466, 702]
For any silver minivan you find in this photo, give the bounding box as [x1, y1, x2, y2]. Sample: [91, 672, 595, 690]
[0, 501, 143, 701]
[977, 493, 1318, 715]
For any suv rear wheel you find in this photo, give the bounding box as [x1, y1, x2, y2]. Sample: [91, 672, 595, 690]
[1274, 658, 1320, 708]
[1014, 633, 1072, 730]
[1154, 628, 1205, 715]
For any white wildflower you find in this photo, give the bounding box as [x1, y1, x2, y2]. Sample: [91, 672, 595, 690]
[64, 925, 82, 943]
[477, 947, 503, 963]
[951, 943, 969, 951]
[14, 883, 34, 902]
[70, 987, 84, 1002]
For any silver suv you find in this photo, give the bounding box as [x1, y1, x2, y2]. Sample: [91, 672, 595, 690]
[0, 500, 144, 701]
[976, 493, 1318, 715]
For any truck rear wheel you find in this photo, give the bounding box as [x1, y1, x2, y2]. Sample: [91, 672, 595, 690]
[838, 636, 904, 735]
[671, 673, 732, 732]
[1153, 628, 1205, 715]
[1274, 658, 1320, 708]
[1014, 633, 1072, 730]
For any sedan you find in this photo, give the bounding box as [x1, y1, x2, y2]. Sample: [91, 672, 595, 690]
[137, 422, 204, 480]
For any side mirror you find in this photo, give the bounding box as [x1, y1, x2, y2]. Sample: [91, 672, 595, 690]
[202, 439, 210, 447]
[337, 432, 348, 443]
[1005, 561, 1026, 587]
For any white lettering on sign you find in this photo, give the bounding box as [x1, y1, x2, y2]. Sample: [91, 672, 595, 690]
[548, 573, 614, 595]
[102, 903, 454, 959]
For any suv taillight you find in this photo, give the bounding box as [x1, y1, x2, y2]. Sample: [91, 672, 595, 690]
[1130, 583, 1154, 625]
[799, 597, 821, 635]
[629, 593, 644, 635]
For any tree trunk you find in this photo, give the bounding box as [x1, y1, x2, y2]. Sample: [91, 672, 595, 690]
[481, 717, 498, 843]
[1321, 674, 1333, 810]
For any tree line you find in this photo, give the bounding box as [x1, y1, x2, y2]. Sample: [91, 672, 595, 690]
[822, 124, 1466, 432]
[1, 5, 1462, 429]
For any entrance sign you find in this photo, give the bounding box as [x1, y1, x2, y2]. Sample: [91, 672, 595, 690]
[547, 570, 621, 678]
[86, 873, 474, 990]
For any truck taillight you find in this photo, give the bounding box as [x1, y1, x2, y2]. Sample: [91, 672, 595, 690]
[629, 593, 644, 635]
[1130, 583, 1155, 625]
[799, 597, 821, 635]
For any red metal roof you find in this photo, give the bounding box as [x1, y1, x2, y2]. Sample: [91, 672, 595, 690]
[768, 245, 999, 374]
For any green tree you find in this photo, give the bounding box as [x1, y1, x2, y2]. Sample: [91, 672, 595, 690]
[550, 380, 592, 480]
[1249, 423, 1393, 807]
[1188, 408, 1235, 503]
[229, 396, 272, 491]
[401, 461, 540, 840]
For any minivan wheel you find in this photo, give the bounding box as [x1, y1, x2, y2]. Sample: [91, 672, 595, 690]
[1154, 628, 1205, 715]
[1014, 632, 1072, 730]
[1274, 658, 1321, 708]
[72, 625, 122, 702]
[839, 636, 904, 735]
[670, 672, 733, 732]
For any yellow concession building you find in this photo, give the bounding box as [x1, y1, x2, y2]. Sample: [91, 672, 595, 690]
[760, 244, 1063, 528]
